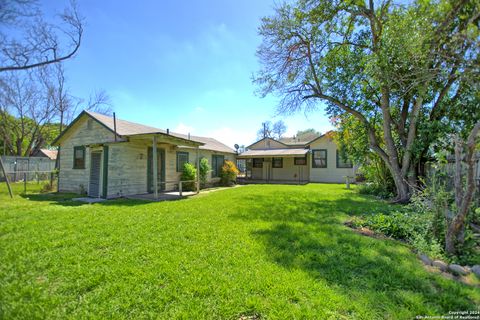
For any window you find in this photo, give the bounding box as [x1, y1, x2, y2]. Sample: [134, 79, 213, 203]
[312, 149, 327, 168]
[272, 157, 283, 168]
[294, 156, 307, 165]
[336, 150, 353, 168]
[73, 146, 85, 169]
[252, 158, 263, 168]
[212, 155, 225, 177]
[176, 152, 189, 172]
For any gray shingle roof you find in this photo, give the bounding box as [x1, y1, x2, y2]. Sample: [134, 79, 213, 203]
[86, 111, 234, 154]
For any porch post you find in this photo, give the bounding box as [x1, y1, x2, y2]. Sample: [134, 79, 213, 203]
[196, 146, 200, 194]
[152, 135, 158, 199]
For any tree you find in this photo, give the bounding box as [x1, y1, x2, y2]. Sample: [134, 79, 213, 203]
[1, 0, 83, 73]
[254, 0, 479, 202]
[272, 120, 287, 139]
[0, 70, 56, 156]
[0, 65, 112, 156]
[257, 120, 288, 140]
[296, 128, 320, 141]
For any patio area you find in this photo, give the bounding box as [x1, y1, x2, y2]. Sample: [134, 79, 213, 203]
[125, 191, 197, 202]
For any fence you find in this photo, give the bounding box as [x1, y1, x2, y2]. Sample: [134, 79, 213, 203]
[425, 154, 480, 205]
[0, 156, 56, 182]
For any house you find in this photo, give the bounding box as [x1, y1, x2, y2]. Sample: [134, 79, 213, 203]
[32, 148, 58, 160]
[237, 131, 355, 183]
[52, 110, 235, 198]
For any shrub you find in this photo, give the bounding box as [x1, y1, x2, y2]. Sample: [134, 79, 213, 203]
[181, 163, 197, 191]
[358, 182, 394, 199]
[199, 158, 211, 188]
[220, 160, 239, 186]
[40, 181, 56, 193]
[358, 208, 447, 260]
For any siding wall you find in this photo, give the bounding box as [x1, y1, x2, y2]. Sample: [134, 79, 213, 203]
[107, 143, 148, 197]
[248, 138, 287, 150]
[105, 143, 235, 196]
[58, 116, 116, 194]
[173, 147, 236, 186]
[309, 136, 355, 183]
[250, 157, 309, 181]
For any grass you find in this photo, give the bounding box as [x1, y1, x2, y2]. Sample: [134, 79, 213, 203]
[0, 182, 479, 319]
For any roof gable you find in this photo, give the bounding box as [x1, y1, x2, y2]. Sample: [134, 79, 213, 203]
[246, 137, 289, 150]
[52, 110, 233, 153]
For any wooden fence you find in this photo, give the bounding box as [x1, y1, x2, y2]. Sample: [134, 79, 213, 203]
[0, 156, 56, 182]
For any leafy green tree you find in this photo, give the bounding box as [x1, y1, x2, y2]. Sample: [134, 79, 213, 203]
[295, 128, 320, 142]
[255, 0, 479, 202]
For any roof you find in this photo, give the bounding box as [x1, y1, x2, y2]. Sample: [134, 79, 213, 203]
[34, 149, 58, 160]
[177, 135, 235, 154]
[85, 110, 201, 142]
[279, 133, 319, 145]
[306, 131, 335, 145]
[53, 110, 234, 153]
[237, 148, 309, 158]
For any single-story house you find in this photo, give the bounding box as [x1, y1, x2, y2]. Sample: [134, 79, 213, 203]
[32, 148, 58, 160]
[237, 131, 355, 183]
[52, 110, 235, 198]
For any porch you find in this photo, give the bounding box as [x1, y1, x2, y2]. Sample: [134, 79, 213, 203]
[237, 148, 310, 183]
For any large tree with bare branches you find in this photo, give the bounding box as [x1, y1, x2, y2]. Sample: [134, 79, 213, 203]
[254, 0, 479, 202]
[0, 0, 83, 73]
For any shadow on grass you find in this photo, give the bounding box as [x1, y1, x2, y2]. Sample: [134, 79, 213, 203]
[231, 191, 478, 314]
[19, 193, 152, 207]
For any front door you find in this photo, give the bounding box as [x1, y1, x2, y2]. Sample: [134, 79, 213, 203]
[89, 152, 102, 197]
[147, 147, 165, 192]
[263, 158, 271, 182]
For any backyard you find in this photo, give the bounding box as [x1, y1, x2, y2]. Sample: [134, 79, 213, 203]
[0, 183, 478, 319]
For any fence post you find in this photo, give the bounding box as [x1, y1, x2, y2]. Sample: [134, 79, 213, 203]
[179, 181, 183, 197]
[50, 172, 54, 190]
[24, 172, 27, 194]
[0, 156, 13, 198]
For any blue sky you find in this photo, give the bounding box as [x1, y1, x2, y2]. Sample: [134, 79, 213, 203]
[49, 0, 333, 147]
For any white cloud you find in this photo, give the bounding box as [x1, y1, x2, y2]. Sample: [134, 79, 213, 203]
[174, 123, 195, 134]
[194, 106, 205, 112]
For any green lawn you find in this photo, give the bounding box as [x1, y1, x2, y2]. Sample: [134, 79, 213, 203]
[0, 183, 478, 319]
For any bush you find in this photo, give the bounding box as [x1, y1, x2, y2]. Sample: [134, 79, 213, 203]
[199, 158, 211, 188]
[358, 182, 394, 199]
[358, 208, 447, 260]
[40, 180, 56, 193]
[220, 160, 239, 186]
[180, 163, 197, 191]
[357, 156, 395, 199]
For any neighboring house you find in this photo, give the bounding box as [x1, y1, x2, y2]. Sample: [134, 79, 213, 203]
[237, 131, 355, 183]
[32, 148, 58, 160]
[52, 110, 235, 198]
